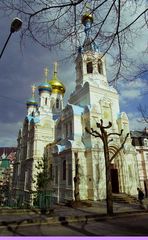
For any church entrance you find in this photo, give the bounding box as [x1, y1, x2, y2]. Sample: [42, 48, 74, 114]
[111, 167, 119, 193]
[144, 180, 148, 197]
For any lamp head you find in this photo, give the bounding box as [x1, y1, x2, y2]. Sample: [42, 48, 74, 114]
[10, 17, 22, 33]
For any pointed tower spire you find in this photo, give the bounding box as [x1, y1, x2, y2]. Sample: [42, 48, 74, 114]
[81, 8, 99, 53]
[82, 3, 93, 37]
[72, 10, 108, 96]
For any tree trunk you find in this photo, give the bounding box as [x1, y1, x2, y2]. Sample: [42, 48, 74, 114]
[102, 130, 113, 216]
[74, 153, 80, 202]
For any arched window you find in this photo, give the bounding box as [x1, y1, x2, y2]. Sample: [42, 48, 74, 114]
[63, 160, 66, 180]
[31, 111, 35, 117]
[145, 153, 148, 161]
[56, 99, 60, 109]
[24, 171, 29, 190]
[65, 123, 68, 137]
[50, 98, 54, 109]
[45, 98, 47, 105]
[87, 61, 93, 74]
[98, 59, 103, 74]
[55, 166, 58, 184]
[70, 122, 72, 137]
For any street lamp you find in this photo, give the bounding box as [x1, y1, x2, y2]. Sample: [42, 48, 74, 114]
[0, 17, 22, 59]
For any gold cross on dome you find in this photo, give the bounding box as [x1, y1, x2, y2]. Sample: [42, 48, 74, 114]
[31, 84, 36, 97]
[44, 67, 49, 81]
[54, 62, 58, 73]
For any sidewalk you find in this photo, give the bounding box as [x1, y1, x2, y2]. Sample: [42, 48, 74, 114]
[25, 199, 148, 225]
[52, 199, 148, 219]
[0, 199, 148, 225]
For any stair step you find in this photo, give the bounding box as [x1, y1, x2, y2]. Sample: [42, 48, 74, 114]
[113, 193, 139, 204]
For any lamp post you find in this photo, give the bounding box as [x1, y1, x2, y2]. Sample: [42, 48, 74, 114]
[0, 17, 22, 59]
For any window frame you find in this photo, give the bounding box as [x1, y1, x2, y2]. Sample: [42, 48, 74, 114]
[56, 99, 60, 109]
[144, 138, 148, 147]
[63, 160, 66, 180]
[98, 59, 103, 75]
[87, 61, 93, 74]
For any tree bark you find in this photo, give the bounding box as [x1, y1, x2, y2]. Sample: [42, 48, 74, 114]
[74, 153, 80, 202]
[101, 128, 113, 216]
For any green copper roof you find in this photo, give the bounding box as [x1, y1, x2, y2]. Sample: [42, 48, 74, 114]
[1, 158, 10, 169]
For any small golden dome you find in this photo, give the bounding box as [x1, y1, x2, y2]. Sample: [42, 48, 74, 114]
[48, 62, 65, 95]
[82, 13, 93, 25]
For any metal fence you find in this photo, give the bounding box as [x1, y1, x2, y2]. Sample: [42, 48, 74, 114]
[0, 190, 55, 210]
[38, 191, 53, 209]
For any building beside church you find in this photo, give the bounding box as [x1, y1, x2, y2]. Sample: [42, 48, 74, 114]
[0, 148, 16, 205]
[13, 13, 140, 205]
[131, 128, 148, 196]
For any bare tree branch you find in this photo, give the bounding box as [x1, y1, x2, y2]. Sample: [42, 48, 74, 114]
[108, 129, 123, 137]
[138, 104, 148, 123]
[110, 133, 129, 162]
[97, 120, 112, 129]
[0, 0, 147, 82]
[85, 127, 102, 140]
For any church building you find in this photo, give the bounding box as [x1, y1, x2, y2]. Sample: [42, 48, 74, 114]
[13, 13, 140, 205]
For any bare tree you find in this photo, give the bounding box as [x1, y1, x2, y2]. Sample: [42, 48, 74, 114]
[138, 104, 148, 124]
[0, 0, 147, 82]
[86, 119, 129, 216]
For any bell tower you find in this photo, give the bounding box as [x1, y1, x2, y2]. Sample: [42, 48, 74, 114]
[75, 13, 108, 90]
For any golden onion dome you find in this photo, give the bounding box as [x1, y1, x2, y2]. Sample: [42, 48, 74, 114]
[48, 62, 65, 95]
[82, 12, 93, 25]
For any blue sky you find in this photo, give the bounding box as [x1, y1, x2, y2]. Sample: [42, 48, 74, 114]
[0, 5, 147, 147]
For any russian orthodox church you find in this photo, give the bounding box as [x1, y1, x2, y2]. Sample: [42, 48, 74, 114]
[13, 13, 140, 205]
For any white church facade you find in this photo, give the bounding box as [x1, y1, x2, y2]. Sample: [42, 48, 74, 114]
[13, 13, 140, 205]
